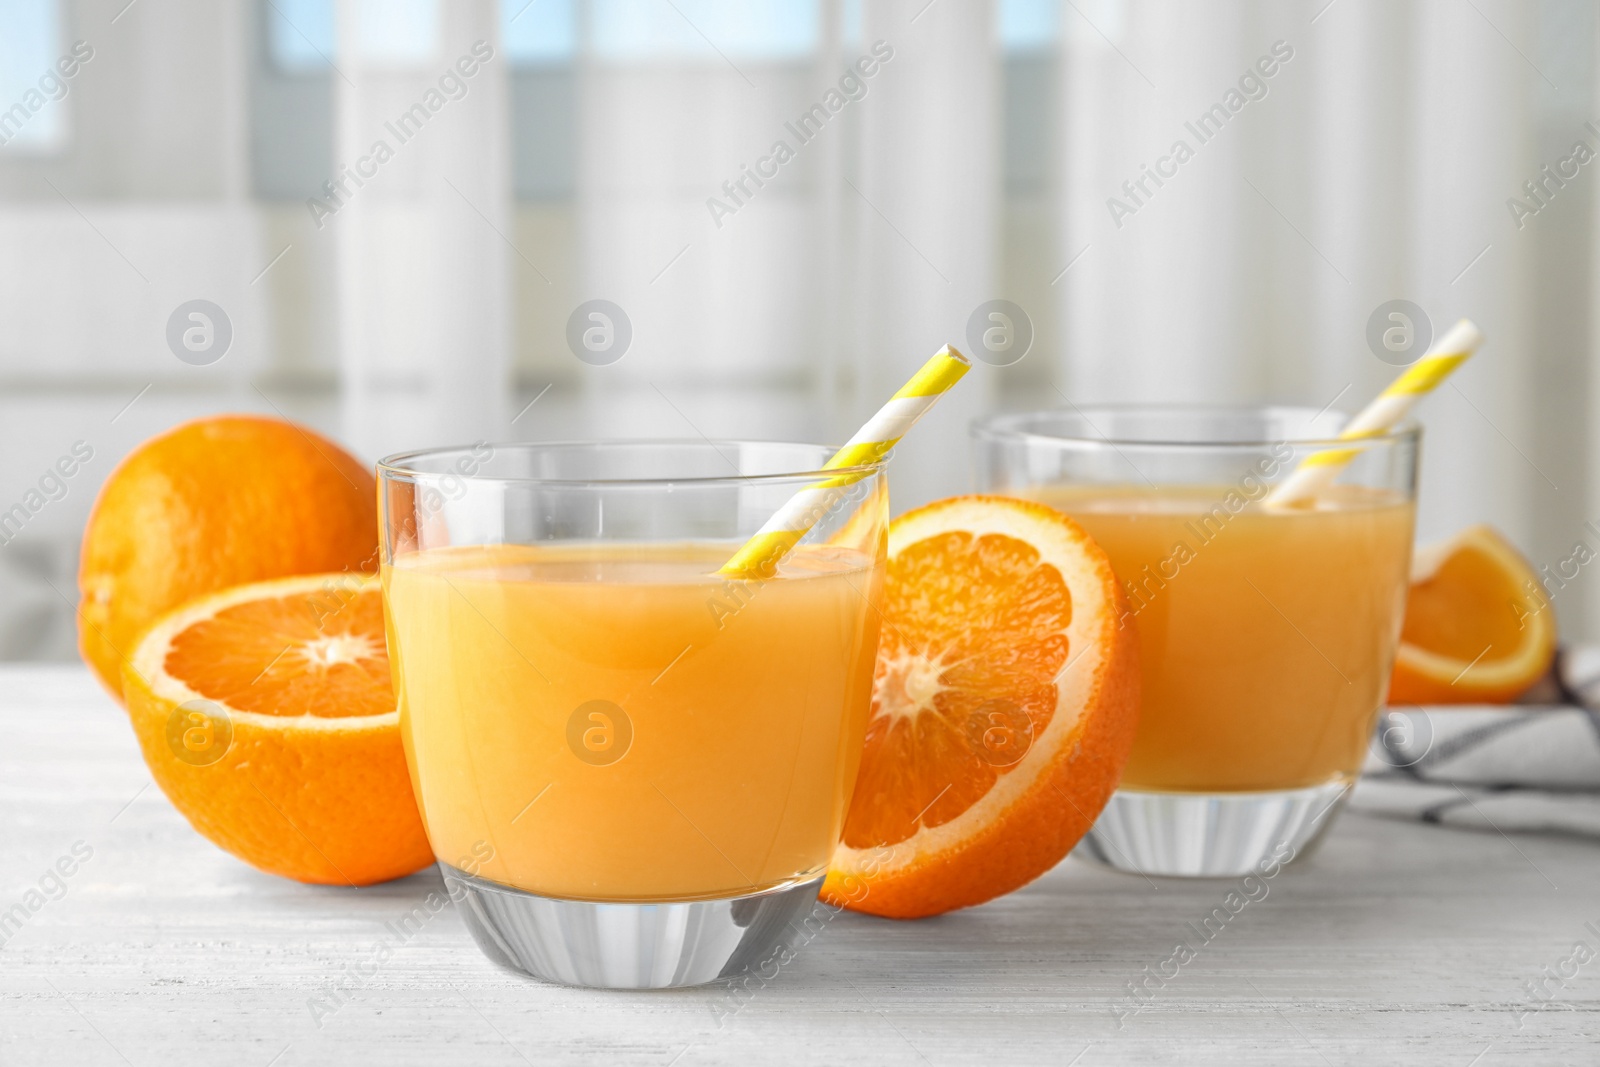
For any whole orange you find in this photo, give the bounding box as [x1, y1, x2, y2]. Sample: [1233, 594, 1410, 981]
[78, 415, 378, 702]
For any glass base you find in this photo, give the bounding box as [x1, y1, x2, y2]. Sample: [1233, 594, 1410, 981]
[1079, 781, 1349, 878]
[440, 865, 826, 989]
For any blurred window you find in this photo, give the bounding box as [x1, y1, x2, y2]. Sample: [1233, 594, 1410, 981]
[354, 0, 438, 65]
[506, 0, 576, 200]
[1000, 0, 1058, 195]
[504, 0, 577, 64]
[266, 0, 440, 69]
[250, 0, 1054, 200]
[999, 0, 1058, 53]
[254, 0, 333, 198]
[588, 0, 817, 61]
[0, 0, 66, 154]
[266, 0, 336, 71]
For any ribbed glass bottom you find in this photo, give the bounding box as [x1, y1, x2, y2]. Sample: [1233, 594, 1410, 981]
[440, 866, 826, 989]
[1080, 781, 1350, 877]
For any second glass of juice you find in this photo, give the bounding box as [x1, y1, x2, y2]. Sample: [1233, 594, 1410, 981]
[975, 407, 1417, 876]
[378, 442, 886, 988]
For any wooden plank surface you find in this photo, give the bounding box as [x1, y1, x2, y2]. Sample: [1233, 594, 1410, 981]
[1, 666, 1596, 1065]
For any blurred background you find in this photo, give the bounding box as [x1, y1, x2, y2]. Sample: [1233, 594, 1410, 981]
[0, 0, 1596, 659]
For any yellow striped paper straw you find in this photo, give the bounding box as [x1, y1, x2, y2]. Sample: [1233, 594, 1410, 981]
[719, 345, 972, 578]
[1267, 318, 1483, 507]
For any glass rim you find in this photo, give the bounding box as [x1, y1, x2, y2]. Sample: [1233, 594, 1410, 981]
[376, 438, 883, 487]
[971, 404, 1422, 450]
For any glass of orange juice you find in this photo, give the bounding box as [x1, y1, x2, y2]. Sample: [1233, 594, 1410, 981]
[974, 407, 1418, 876]
[377, 441, 887, 987]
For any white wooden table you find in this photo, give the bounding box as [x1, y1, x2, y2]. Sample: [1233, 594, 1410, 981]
[2, 665, 1596, 1065]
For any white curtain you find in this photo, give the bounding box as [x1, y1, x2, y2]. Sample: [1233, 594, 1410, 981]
[1, 0, 1598, 657]
[333, 0, 510, 456]
[0, 0, 265, 659]
[565, 0, 997, 513]
[1057, 0, 1593, 635]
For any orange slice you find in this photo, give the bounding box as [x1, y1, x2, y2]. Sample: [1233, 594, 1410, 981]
[824, 496, 1139, 919]
[122, 574, 433, 885]
[1388, 524, 1556, 704]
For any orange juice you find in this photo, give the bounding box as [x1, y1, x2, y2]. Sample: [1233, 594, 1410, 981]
[382, 542, 882, 902]
[1020, 485, 1413, 791]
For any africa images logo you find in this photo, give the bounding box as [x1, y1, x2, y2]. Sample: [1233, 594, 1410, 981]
[1105, 40, 1294, 229]
[305, 42, 496, 229]
[705, 40, 895, 229]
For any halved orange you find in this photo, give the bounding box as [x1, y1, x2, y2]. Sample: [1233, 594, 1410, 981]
[1388, 524, 1556, 704]
[824, 496, 1139, 919]
[122, 573, 433, 885]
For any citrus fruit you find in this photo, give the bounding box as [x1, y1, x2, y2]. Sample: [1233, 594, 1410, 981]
[1388, 524, 1556, 704]
[122, 573, 433, 886]
[823, 495, 1139, 919]
[79, 415, 378, 703]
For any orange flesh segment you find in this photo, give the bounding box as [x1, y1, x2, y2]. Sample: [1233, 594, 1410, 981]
[163, 587, 392, 718]
[843, 530, 1071, 850]
[1400, 544, 1526, 664]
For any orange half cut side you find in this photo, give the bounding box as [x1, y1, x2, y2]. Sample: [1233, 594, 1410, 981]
[824, 496, 1140, 919]
[1389, 524, 1556, 704]
[122, 574, 433, 885]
